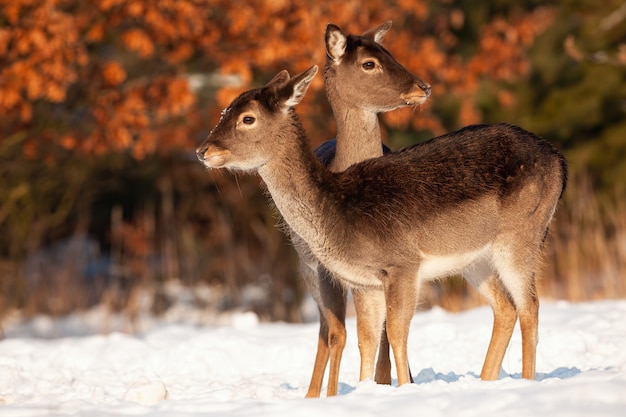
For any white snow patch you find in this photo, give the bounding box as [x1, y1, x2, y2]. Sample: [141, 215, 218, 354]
[0, 300, 625, 416]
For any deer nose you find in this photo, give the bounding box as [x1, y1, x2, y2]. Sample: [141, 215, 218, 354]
[196, 146, 206, 161]
[400, 80, 431, 105]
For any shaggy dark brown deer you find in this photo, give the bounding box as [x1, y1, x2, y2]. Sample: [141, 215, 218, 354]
[197, 66, 566, 389]
[296, 21, 430, 397]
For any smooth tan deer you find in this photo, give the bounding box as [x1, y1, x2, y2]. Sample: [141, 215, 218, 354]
[295, 21, 430, 397]
[196, 66, 567, 389]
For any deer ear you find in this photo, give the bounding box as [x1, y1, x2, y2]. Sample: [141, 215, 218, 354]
[325, 23, 347, 63]
[266, 69, 290, 87]
[283, 66, 318, 108]
[363, 20, 392, 44]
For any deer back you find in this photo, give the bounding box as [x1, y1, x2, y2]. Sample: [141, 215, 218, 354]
[325, 123, 567, 256]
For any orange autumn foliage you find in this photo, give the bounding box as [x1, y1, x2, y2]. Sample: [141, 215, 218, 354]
[0, 0, 555, 159]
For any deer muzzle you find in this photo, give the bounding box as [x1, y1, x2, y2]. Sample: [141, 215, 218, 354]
[196, 146, 230, 168]
[401, 82, 431, 105]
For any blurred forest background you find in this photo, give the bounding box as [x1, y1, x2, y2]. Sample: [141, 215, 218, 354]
[1, 0, 625, 325]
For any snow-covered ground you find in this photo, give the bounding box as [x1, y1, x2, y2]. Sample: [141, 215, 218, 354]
[0, 299, 625, 416]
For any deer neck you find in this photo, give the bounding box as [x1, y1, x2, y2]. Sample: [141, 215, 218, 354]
[329, 98, 383, 172]
[257, 121, 339, 259]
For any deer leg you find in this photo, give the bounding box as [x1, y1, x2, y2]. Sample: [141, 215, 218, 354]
[373, 323, 414, 384]
[352, 287, 386, 382]
[517, 280, 539, 380]
[383, 272, 418, 386]
[374, 322, 392, 384]
[297, 255, 331, 399]
[305, 310, 330, 398]
[476, 276, 518, 380]
[493, 243, 541, 381]
[318, 266, 348, 396]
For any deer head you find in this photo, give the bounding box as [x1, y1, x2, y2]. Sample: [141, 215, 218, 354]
[197, 66, 319, 172]
[324, 21, 431, 112]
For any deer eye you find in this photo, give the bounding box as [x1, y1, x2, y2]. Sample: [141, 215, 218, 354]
[361, 59, 379, 71]
[242, 115, 256, 125]
[362, 61, 376, 70]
